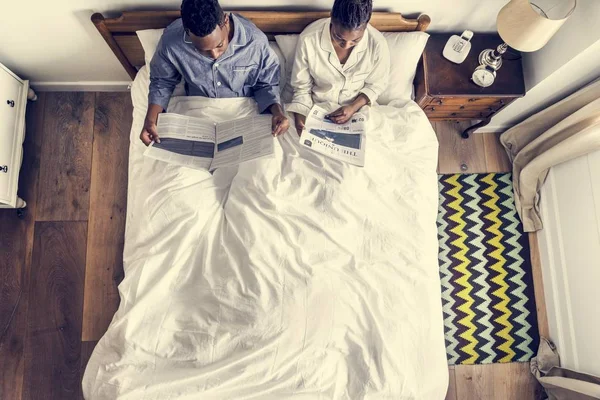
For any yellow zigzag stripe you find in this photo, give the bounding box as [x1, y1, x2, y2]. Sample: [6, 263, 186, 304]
[482, 174, 515, 362]
[446, 175, 478, 364]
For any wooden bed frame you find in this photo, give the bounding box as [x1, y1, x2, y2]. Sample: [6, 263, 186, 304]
[91, 11, 431, 80]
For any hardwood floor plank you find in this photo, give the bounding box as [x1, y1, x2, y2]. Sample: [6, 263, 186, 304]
[445, 367, 458, 400]
[0, 94, 45, 400]
[23, 221, 87, 400]
[483, 133, 511, 173]
[79, 341, 98, 400]
[528, 232, 550, 339]
[82, 93, 131, 341]
[36, 92, 94, 222]
[435, 121, 487, 174]
[455, 363, 538, 400]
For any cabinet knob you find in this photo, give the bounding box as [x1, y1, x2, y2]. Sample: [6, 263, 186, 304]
[437, 99, 443, 105]
[459, 106, 465, 110]
[429, 107, 436, 112]
[1, 165, 8, 173]
[451, 112, 457, 116]
[7, 100, 14, 107]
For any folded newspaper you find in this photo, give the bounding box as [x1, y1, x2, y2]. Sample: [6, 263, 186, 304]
[299, 105, 366, 166]
[144, 113, 274, 171]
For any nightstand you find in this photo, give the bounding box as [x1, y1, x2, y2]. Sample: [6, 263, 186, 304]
[0, 62, 36, 212]
[415, 34, 525, 138]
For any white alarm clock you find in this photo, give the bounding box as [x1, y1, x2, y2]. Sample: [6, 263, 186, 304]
[472, 65, 496, 88]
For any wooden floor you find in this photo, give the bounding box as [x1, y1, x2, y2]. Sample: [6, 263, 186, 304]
[0, 94, 547, 399]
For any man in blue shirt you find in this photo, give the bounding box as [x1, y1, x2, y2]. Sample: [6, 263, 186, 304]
[140, 0, 289, 145]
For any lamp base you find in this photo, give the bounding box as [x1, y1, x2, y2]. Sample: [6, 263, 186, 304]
[478, 43, 509, 71]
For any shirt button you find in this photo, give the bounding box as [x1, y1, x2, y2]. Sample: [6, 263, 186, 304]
[217, 82, 222, 86]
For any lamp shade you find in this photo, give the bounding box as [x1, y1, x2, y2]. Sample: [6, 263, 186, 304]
[497, 0, 576, 52]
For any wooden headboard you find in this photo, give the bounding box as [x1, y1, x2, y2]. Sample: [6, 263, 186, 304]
[92, 11, 431, 80]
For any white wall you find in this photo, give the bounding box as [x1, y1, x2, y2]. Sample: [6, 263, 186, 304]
[537, 148, 600, 377]
[484, 38, 600, 132]
[484, 0, 600, 131]
[0, 0, 507, 83]
[522, 0, 600, 90]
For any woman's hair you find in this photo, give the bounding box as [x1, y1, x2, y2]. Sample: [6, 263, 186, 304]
[331, 0, 373, 30]
[181, 0, 225, 37]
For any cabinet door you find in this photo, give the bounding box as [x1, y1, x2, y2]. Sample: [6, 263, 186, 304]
[0, 67, 24, 206]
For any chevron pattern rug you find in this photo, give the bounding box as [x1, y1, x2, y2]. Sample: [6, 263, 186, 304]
[437, 173, 539, 365]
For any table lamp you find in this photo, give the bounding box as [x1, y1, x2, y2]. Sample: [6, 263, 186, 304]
[476, 0, 576, 83]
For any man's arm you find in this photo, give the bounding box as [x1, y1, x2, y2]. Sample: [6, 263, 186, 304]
[141, 45, 181, 146]
[253, 43, 289, 136]
[252, 43, 282, 114]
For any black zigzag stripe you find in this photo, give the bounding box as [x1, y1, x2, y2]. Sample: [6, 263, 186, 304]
[440, 176, 463, 346]
[443, 175, 471, 364]
[494, 173, 526, 361]
[457, 174, 488, 364]
[476, 173, 505, 363]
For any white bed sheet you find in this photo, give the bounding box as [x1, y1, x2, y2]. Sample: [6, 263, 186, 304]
[82, 66, 448, 399]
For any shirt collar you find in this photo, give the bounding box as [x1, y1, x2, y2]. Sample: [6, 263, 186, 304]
[216, 13, 247, 62]
[229, 13, 248, 48]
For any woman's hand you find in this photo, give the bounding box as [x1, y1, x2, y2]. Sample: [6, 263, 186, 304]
[326, 105, 358, 125]
[294, 113, 307, 137]
[326, 94, 370, 125]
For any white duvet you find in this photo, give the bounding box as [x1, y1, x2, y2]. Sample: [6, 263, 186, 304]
[82, 67, 448, 399]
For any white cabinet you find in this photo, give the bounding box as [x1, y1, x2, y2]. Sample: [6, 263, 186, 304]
[0, 62, 35, 210]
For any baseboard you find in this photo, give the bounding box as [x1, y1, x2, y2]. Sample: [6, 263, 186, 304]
[30, 81, 132, 92]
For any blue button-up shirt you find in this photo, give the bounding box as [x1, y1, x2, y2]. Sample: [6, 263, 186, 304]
[149, 14, 280, 113]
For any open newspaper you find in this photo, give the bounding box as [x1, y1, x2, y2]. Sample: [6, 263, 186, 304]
[144, 113, 274, 171]
[299, 105, 366, 166]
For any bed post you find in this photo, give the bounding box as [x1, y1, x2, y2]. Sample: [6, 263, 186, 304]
[416, 14, 431, 32]
[91, 13, 139, 80]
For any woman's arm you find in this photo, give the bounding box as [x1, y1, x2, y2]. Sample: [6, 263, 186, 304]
[287, 38, 314, 120]
[359, 39, 391, 105]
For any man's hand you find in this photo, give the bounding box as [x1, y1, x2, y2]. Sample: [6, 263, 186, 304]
[140, 104, 164, 146]
[326, 105, 358, 125]
[270, 104, 289, 137]
[272, 114, 289, 137]
[294, 113, 306, 137]
[140, 119, 160, 146]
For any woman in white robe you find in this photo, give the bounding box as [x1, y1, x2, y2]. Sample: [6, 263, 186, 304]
[287, 0, 390, 136]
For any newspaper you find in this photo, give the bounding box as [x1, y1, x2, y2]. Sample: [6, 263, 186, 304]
[299, 105, 366, 166]
[144, 113, 274, 171]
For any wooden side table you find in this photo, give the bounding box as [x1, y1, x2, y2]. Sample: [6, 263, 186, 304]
[414, 34, 525, 138]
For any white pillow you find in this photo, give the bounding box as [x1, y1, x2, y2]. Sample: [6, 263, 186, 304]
[379, 31, 430, 104]
[136, 28, 188, 97]
[136, 28, 165, 66]
[274, 34, 299, 104]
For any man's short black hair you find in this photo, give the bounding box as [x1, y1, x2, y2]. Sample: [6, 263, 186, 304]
[181, 0, 225, 37]
[331, 0, 373, 30]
